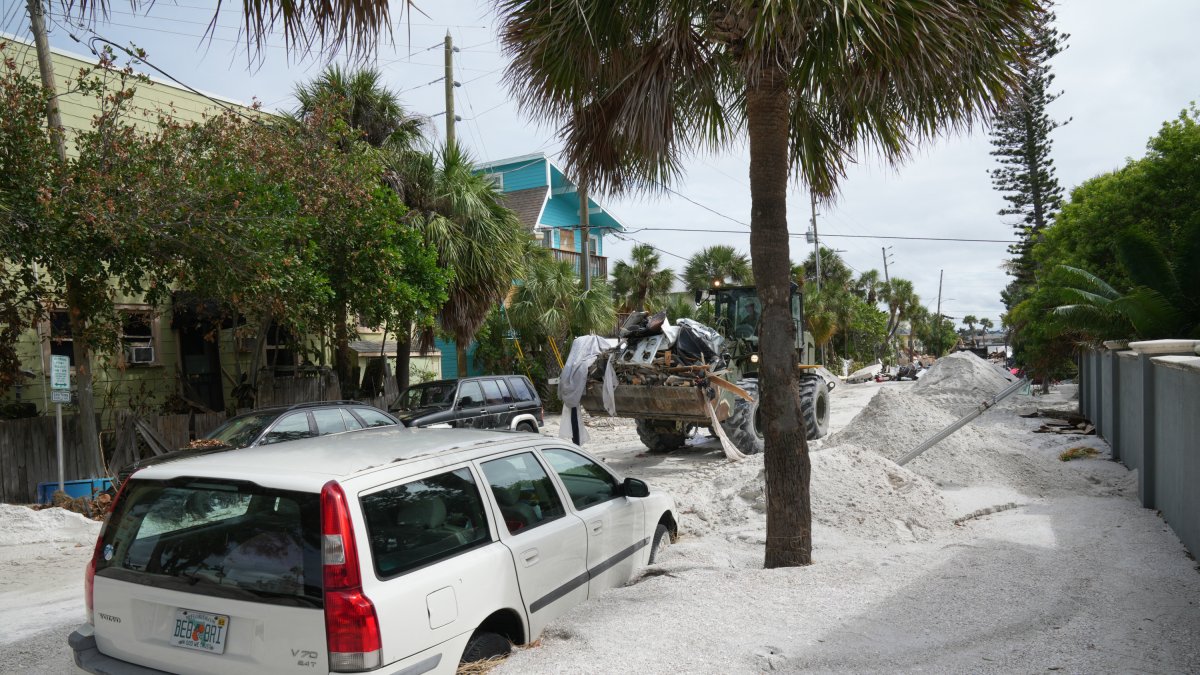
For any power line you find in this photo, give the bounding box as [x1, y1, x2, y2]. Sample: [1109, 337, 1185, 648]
[622, 226, 1017, 244]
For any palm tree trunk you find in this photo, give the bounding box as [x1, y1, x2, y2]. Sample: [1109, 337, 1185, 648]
[747, 69, 812, 568]
[456, 341, 468, 378]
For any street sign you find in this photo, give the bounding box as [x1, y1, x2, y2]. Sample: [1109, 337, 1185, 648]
[50, 355, 70, 390]
[50, 390, 71, 403]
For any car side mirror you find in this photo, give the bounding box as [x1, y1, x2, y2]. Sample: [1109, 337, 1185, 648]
[623, 477, 650, 498]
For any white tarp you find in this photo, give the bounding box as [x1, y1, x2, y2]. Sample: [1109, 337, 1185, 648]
[558, 335, 613, 445]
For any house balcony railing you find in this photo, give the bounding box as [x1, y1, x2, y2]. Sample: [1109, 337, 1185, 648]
[549, 248, 608, 281]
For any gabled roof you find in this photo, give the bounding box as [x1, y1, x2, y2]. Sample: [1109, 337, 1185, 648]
[476, 153, 627, 233]
[501, 187, 551, 233]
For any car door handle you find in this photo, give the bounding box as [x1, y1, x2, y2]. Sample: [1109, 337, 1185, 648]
[590, 520, 603, 535]
[508, 405, 516, 410]
[521, 548, 540, 567]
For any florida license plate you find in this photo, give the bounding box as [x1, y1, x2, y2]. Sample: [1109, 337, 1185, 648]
[170, 608, 230, 654]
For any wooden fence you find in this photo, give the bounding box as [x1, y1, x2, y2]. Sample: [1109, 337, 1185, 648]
[0, 411, 229, 504]
[0, 366, 407, 504]
[0, 414, 100, 504]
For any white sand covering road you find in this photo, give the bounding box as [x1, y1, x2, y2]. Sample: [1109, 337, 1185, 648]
[2, 352, 1197, 673]
[501, 353, 1200, 673]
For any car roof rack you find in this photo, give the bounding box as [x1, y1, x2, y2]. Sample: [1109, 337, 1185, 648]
[284, 400, 367, 410]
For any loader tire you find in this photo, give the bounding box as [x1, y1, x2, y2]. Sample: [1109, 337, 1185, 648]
[720, 379, 764, 455]
[636, 419, 688, 453]
[799, 374, 830, 440]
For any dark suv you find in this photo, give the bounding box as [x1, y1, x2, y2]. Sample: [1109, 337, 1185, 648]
[116, 401, 400, 484]
[391, 375, 544, 432]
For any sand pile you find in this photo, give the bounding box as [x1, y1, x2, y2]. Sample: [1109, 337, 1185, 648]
[914, 351, 1014, 414]
[666, 440, 951, 545]
[826, 380, 1093, 495]
[0, 504, 101, 547]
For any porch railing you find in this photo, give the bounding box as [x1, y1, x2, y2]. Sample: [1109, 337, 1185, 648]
[549, 248, 607, 281]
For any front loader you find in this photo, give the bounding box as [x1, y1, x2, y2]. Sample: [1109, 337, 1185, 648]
[578, 284, 831, 455]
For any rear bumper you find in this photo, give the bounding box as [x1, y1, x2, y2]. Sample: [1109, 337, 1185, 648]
[69, 624, 171, 675]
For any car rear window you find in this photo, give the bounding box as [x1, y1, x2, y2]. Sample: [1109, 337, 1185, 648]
[95, 479, 322, 607]
[506, 377, 535, 402]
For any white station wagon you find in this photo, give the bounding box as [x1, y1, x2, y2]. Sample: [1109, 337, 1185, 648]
[69, 427, 678, 674]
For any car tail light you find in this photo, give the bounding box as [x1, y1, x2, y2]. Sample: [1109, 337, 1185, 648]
[86, 480, 129, 625]
[321, 481, 381, 672]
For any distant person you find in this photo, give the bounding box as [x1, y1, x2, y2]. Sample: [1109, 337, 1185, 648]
[740, 301, 759, 326]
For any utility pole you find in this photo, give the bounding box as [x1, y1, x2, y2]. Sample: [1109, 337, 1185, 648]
[881, 246, 892, 284]
[444, 32, 455, 148]
[811, 190, 820, 293]
[25, 0, 65, 161]
[579, 187, 591, 291]
[934, 269, 944, 357]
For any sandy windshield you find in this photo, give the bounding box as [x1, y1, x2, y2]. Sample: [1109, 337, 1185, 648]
[203, 412, 278, 448]
[96, 479, 322, 606]
[396, 382, 458, 411]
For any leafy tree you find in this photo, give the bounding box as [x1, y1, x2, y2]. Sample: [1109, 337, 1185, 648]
[292, 65, 437, 392]
[497, 0, 1037, 567]
[990, 4, 1069, 301]
[612, 244, 678, 312]
[682, 245, 751, 292]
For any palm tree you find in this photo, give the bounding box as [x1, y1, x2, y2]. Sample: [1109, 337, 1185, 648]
[854, 269, 884, 306]
[497, 0, 1036, 567]
[979, 317, 995, 345]
[612, 244, 678, 312]
[962, 315, 978, 346]
[294, 65, 427, 149]
[390, 143, 528, 379]
[508, 254, 616, 355]
[882, 278, 917, 341]
[682, 245, 752, 292]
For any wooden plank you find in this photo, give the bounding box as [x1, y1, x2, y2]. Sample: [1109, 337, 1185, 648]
[708, 375, 755, 402]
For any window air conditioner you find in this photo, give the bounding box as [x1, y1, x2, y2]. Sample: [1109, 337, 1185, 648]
[126, 344, 155, 364]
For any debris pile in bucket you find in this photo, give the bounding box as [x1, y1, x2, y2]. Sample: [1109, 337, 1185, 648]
[586, 311, 729, 388]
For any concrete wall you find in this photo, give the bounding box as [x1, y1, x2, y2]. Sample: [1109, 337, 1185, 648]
[1082, 348, 1200, 556]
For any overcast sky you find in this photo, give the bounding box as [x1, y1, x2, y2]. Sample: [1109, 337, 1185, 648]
[12, 0, 1200, 325]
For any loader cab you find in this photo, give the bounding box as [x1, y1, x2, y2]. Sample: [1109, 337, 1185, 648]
[706, 284, 816, 367]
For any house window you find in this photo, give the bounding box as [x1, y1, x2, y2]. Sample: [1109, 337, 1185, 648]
[265, 323, 297, 368]
[49, 310, 74, 366]
[588, 235, 600, 256]
[541, 229, 552, 248]
[485, 172, 503, 191]
[120, 312, 157, 366]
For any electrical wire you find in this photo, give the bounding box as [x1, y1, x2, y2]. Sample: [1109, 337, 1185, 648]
[621, 226, 1017, 244]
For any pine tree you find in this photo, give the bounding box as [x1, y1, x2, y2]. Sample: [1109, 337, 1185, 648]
[989, 7, 1069, 307]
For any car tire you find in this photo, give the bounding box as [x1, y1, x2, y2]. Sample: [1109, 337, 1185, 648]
[461, 630, 511, 664]
[516, 420, 538, 433]
[720, 379, 764, 455]
[799, 374, 830, 440]
[649, 523, 672, 564]
[635, 419, 688, 453]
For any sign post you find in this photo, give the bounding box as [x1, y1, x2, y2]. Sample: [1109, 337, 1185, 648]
[50, 355, 70, 494]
